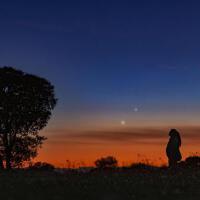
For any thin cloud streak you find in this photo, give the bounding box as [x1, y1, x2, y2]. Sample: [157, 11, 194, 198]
[44, 126, 200, 145]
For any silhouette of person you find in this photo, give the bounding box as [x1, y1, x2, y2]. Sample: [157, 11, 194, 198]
[166, 129, 182, 167]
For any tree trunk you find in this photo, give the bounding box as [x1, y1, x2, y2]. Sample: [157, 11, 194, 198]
[5, 148, 11, 170]
[0, 155, 4, 170]
[3, 134, 11, 170]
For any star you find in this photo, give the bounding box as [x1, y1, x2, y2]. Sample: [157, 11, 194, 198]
[131, 105, 139, 112]
[121, 120, 126, 125]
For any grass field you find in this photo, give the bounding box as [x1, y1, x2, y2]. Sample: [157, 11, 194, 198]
[0, 167, 200, 200]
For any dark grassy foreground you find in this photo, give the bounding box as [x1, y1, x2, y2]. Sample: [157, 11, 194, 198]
[1, 168, 200, 200]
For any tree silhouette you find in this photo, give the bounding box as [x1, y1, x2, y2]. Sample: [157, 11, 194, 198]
[0, 67, 57, 169]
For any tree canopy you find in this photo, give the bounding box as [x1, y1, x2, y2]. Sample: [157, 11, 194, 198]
[0, 67, 57, 169]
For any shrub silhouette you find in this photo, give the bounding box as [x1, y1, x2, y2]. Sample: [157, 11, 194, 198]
[95, 156, 118, 169]
[0, 67, 57, 169]
[185, 156, 200, 167]
[29, 162, 55, 171]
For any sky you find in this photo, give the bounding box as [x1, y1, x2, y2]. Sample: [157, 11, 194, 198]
[1, 0, 200, 166]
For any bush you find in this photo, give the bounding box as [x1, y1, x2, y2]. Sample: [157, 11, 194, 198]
[94, 156, 118, 169]
[185, 156, 200, 167]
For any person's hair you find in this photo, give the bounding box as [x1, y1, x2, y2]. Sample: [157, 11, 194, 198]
[169, 129, 181, 147]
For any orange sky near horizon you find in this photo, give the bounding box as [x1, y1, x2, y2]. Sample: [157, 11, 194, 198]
[35, 121, 200, 167]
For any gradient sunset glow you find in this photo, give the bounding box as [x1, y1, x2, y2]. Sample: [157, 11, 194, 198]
[1, 1, 200, 167]
[36, 115, 200, 167]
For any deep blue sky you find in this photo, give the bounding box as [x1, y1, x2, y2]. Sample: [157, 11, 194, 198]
[1, 0, 200, 127]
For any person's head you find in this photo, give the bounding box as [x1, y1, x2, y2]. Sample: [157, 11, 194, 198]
[169, 129, 177, 137]
[169, 129, 181, 146]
